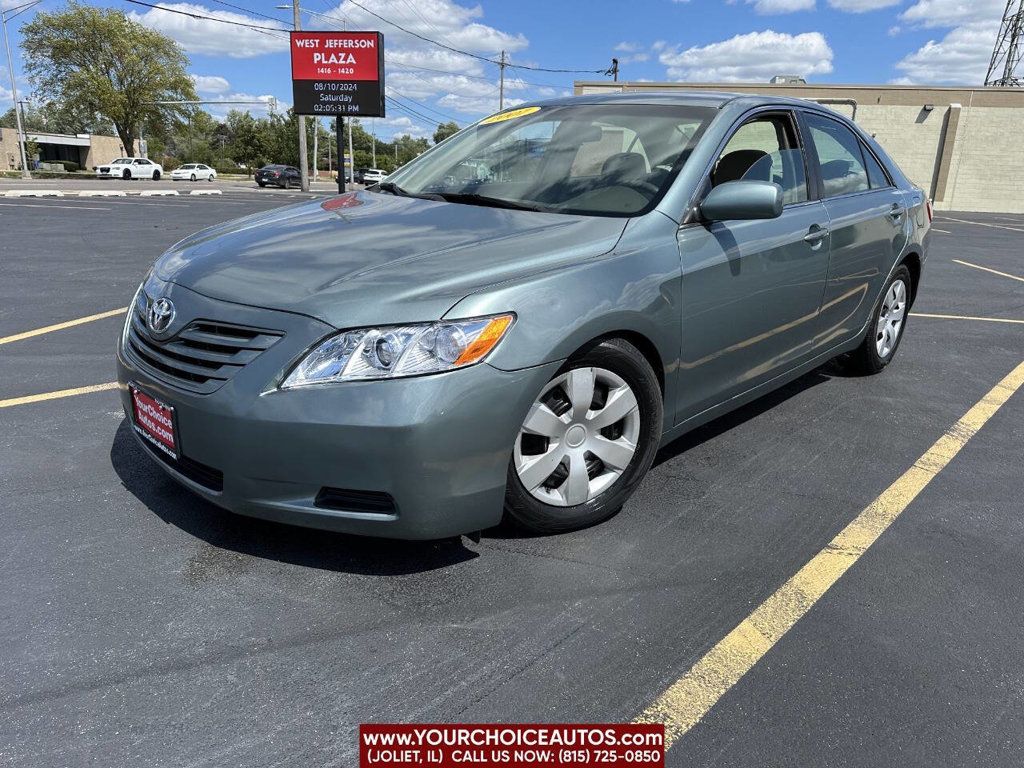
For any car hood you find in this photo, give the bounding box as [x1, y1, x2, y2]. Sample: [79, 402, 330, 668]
[154, 191, 628, 328]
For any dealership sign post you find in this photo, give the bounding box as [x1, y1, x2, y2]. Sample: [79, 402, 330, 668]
[290, 31, 385, 193]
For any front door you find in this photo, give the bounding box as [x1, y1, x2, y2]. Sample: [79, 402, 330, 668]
[675, 111, 831, 422]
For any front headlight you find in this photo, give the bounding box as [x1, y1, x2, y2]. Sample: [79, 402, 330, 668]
[280, 313, 514, 388]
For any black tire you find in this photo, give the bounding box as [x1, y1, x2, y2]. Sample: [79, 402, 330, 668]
[257, 181, 266, 188]
[503, 338, 663, 534]
[843, 264, 912, 375]
[122, 169, 131, 180]
[153, 170, 161, 181]
[190, 173, 196, 181]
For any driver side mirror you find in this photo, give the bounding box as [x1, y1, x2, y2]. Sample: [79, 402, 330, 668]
[700, 180, 783, 222]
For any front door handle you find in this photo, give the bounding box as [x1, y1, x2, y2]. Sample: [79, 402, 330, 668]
[804, 225, 830, 244]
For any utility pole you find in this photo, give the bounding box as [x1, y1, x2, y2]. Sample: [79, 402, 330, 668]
[347, 117, 354, 184]
[336, 117, 345, 193]
[292, 0, 310, 191]
[312, 117, 319, 180]
[2, 1, 35, 179]
[498, 50, 507, 110]
[371, 123, 376, 167]
[612, 57, 619, 82]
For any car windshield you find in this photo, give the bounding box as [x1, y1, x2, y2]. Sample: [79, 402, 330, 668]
[384, 103, 716, 217]
[111, 159, 130, 164]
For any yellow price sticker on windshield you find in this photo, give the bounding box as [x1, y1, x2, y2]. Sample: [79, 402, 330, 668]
[480, 106, 541, 125]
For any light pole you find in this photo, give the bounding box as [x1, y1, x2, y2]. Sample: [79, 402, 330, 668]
[2, 0, 39, 179]
[275, 3, 309, 191]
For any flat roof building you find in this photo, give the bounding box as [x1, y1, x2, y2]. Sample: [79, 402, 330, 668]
[574, 81, 1024, 214]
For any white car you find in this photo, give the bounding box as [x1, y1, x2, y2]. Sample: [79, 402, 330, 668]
[362, 168, 387, 184]
[171, 163, 217, 182]
[96, 157, 163, 180]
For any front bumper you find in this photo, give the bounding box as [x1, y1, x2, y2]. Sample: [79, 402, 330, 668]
[116, 282, 558, 539]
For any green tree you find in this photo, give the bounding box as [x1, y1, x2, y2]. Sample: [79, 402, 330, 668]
[433, 121, 459, 144]
[225, 110, 267, 175]
[20, 2, 196, 154]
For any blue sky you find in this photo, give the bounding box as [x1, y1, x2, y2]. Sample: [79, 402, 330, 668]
[1, 0, 1009, 140]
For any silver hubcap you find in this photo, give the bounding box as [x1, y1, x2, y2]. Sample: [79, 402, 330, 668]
[513, 367, 640, 507]
[876, 279, 907, 358]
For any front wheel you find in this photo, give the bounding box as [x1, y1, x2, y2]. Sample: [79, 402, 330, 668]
[122, 169, 131, 180]
[504, 338, 662, 534]
[190, 173, 196, 182]
[842, 264, 911, 375]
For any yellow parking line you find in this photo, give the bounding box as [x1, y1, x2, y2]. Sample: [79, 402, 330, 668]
[0, 308, 127, 345]
[635, 359, 1024, 748]
[911, 312, 1024, 325]
[952, 259, 1024, 284]
[0, 382, 119, 409]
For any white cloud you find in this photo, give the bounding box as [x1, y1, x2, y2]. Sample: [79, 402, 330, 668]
[380, 115, 431, 139]
[318, 0, 542, 124]
[900, 0, 1004, 28]
[0, 84, 12, 107]
[191, 74, 231, 94]
[827, 0, 901, 10]
[659, 30, 834, 81]
[747, 0, 815, 13]
[128, 3, 289, 58]
[894, 21, 1000, 83]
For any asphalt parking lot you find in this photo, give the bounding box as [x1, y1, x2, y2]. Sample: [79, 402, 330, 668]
[2, 194, 1023, 767]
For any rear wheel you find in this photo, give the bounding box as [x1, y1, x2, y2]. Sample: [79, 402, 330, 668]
[152, 170, 160, 181]
[504, 338, 662, 534]
[843, 264, 911, 375]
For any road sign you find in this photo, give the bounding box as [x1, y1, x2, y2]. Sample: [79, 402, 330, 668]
[290, 31, 385, 117]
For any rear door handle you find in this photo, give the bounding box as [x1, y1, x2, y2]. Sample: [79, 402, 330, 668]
[889, 205, 906, 222]
[804, 225, 830, 244]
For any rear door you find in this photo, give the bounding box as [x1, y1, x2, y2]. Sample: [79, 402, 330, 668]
[799, 109, 909, 349]
[675, 109, 832, 421]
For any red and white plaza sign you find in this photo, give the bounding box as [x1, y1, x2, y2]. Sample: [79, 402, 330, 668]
[290, 31, 385, 117]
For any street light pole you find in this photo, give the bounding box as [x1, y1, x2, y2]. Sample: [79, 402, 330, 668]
[1, 2, 36, 179]
[292, 0, 310, 191]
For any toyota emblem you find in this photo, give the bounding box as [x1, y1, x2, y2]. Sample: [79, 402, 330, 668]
[147, 297, 176, 334]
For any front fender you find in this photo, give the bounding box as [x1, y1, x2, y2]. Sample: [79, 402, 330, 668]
[444, 213, 683, 429]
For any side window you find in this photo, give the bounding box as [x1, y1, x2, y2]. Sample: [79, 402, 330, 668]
[861, 143, 891, 189]
[713, 115, 807, 206]
[804, 113, 869, 197]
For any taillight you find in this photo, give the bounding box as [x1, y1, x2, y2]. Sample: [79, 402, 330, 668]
[273, 171, 280, 177]
[926, 199, 933, 223]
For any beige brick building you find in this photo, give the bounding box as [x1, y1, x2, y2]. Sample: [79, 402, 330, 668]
[1, 127, 135, 172]
[574, 81, 1024, 214]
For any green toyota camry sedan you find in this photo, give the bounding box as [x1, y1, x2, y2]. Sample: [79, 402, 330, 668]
[117, 92, 930, 539]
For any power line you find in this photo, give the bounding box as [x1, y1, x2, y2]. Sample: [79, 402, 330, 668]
[343, 0, 607, 74]
[207, 0, 289, 23]
[385, 95, 443, 127]
[387, 89, 458, 122]
[121, 0, 289, 36]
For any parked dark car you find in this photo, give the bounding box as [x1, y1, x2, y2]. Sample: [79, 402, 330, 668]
[353, 168, 367, 185]
[255, 164, 300, 189]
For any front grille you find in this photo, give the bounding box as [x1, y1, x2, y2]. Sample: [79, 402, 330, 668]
[125, 295, 283, 394]
[137, 433, 224, 492]
[315, 488, 398, 516]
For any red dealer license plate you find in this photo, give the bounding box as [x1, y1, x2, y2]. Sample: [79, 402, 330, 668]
[130, 385, 178, 460]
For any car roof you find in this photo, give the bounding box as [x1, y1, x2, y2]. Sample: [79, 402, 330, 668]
[516, 90, 829, 112]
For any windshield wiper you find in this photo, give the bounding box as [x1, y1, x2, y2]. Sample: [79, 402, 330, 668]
[429, 192, 544, 212]
[373, 181, 446, 202]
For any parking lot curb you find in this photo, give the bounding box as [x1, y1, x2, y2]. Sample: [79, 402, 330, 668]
[189, 189, 222, 196]
[138, 190, 180, 197]
[4, 190, 64, 198]
[78, 190, 127, 197]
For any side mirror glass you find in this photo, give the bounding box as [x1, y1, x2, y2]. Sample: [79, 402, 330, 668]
[700, 180, 783, 222]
